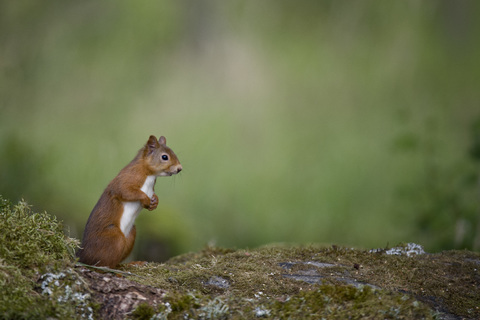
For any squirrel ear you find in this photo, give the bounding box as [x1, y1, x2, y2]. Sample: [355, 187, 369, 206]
[147, 135, 159, 149]
[159, 136, 167, 145]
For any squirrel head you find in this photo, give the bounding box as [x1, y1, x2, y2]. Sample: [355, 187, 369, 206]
[143, 135, 182, 176]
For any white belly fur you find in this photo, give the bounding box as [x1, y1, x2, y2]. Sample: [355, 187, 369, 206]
[120, 175, 156, 237]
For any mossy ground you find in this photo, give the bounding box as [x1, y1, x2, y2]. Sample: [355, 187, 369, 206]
[0, 196, 95, 319]
[122, 245, 480, 319]
[1, 196, 479, 319]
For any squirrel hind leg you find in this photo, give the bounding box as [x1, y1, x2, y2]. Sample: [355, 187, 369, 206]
[80, 226, 130, 268]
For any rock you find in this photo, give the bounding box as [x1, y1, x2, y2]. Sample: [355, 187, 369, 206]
[78, 268, 166, 320]
[279, 261, 380, 289]
[203, 276, 231, 290]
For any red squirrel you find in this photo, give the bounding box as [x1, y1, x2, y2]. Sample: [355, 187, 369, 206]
[77, 135, 182, 268]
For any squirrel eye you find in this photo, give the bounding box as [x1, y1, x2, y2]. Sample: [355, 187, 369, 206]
[161, 154, 169, 161]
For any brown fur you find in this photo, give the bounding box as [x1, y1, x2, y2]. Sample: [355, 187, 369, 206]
[77, 135, 182, 268]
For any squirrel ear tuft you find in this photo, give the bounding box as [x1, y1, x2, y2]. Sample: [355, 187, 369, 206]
[159, 136, 167, 145]
[147, 135, 159, 149]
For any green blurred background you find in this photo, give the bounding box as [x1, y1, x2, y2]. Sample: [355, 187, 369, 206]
[1, 1, 480, 261]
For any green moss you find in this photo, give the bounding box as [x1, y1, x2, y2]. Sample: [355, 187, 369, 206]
[129, 303, 156, 319]
[0, 260, 42, 319]
[0, 196, 78, 271]
[130, 284, 433, 319]
[0, 196, 94, 319]
[270, 284, 433, 319]
[125, 244, 479, 319]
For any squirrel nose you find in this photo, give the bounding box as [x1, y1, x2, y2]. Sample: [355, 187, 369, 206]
[176, 166, 182, 173]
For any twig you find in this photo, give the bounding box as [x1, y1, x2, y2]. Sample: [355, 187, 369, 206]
[75, 262, 146, 279]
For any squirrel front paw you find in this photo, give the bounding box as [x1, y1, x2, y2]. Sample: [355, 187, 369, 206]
[148, 194, 159, 211]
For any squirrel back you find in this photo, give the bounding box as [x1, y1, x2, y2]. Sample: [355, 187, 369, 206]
[77, 135, 182, 267]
